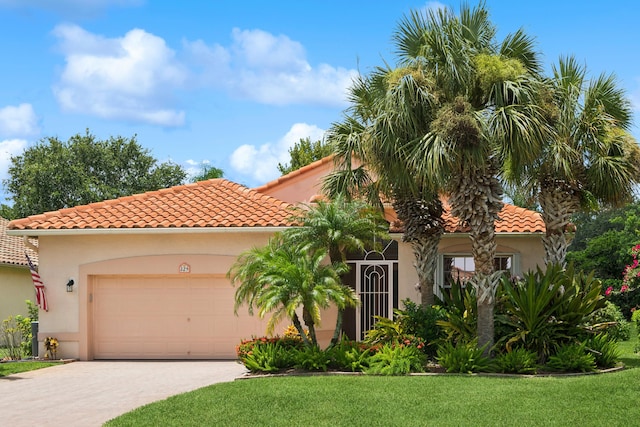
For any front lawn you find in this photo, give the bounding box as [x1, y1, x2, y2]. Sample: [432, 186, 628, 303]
[106, 340, 640, 426]
[0, 361, 58, 377]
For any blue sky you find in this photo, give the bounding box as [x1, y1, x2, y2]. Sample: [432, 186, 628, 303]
[1, 0, 639, 205]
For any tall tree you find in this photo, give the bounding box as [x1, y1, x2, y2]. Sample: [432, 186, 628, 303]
[323, 68, 445, 307]
[191, 163, 224, 182]
[513, 56, 640, 266]
[277, 137, 333, 175]
[4, 130, 186, 217]
[394, 4, 549, 353]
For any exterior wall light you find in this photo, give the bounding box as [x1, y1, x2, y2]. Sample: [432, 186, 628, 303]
[66, 279, 75, 293]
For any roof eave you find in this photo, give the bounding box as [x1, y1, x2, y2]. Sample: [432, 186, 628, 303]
[6, 226, 294, 237]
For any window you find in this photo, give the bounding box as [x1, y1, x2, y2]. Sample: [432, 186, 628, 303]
[440, 254, 516, 288]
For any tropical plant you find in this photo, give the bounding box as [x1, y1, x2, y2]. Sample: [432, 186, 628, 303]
[294, 346, 331, 372]
[241, 342, 296, 374]
[393, 4, 550, 354]
[436, 281, 478, 345]
[284, 196, 387, 345]
[494, 347, 538, 374]
[364, 343, 425, 376]
[513, 56, 640, 266]
[497, 263, 605, 363]
[326, 339, 373, 372]
[584, 333, 620, 368]
[229, 234, 358, 349]
[399, 299, 446, 356]
[363, 315, 426, 354]
[589, 301, 631, 342]
[323, 69, 445, 307]
[546, 342, 596, 373]
[436, 340, 492, 374]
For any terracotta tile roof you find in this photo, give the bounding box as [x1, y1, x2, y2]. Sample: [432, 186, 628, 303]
[1, 217, 38, 266]
[8, 179, 295, 231]
[254, 155, 334, 194]
[388, 203, 545, 234]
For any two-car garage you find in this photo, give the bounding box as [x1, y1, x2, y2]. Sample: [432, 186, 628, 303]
[91, 275, 270, 359]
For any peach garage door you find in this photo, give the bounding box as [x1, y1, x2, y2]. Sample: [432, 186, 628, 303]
[92, 275, 271, 359]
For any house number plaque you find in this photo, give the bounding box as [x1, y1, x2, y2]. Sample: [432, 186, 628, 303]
[179, 262, 191, 273]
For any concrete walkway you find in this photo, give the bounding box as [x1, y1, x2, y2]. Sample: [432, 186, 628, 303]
[0, 360, 247, 427]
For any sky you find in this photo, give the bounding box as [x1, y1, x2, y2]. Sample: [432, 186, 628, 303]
[1, 0, 639, 205]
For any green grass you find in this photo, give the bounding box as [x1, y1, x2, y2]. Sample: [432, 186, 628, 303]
[106, 334, 640, 427]
[0, 361, 58, 377]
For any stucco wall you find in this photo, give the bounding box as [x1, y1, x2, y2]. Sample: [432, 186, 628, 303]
[0, 265, 34, 321]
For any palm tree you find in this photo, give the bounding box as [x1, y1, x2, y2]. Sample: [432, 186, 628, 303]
[284, 195, 388, 344]
[393, 4, 550, 352]
[228, 234, 358, 348]
[513, 56, 640, 266]
[323, 68, 445, 307]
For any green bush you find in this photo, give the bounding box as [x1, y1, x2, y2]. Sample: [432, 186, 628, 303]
[632, 309, 640, 333]
[326, 339, 372, 372]
[363, 316, 426, 353]
[436, 282, 477, 345]
[496, 263, 606, 364]
[241, 342, 295, 373]
[294, 346, 331, 372]
[399, 299, 446, 357]
[436, 340, 492, 374]
[1, 316, 22, 360]
[364, 343, 425, 376]
[494, 347, 538, 374]
[236, 336, 303, 361]
[584, 333, 620, 368]
[546, 343, 596, 373]
[589, 301, 631, 341]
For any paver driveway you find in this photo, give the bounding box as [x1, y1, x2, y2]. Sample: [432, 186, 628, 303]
[0, 360, 247, 427]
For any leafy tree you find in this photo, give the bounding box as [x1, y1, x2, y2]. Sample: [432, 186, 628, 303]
[191, 164, 224, 182]
[567, 201, 640, 280]
[4, 130, 186, 217]
[228, 234, 358, 349]
[277, 137, 332, 175]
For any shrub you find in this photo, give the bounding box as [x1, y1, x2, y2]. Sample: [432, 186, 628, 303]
[363, 316, 426, 353]
[436, 282, 477, 345]
[1, 316, 22, 360]
[589, 301, 631, 341]
[546, 343, 596, 373]
[494, 347, 538, 374]
[584, 333, 620, 368]
[632, 309, 640, 333]
[399, 299, 446, 357]
[326, 339, 372, 372]
[294, 346, 331, 372]
[436, 340, 492, 374]
[364, 343, 425, 376]
[236, 336, 303, 361]
[241, 342, 295, 373]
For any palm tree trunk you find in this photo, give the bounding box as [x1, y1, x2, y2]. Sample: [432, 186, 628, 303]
[329, 309, 345, 347]
[292, 312, 312, 348]
[449, 164, 503, 355]
[392, 195, 444, 307]
[539, 182, 580, 266]
[302, 308, 318, 348]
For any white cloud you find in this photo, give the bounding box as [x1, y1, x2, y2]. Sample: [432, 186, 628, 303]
[183, 28, 357, 107]
[52, 24, 187, 127]
[0, 104, 39, 137]
[0, 138, 27, 183]
[425, 1, 448, 13]
[229, 123, 325, 183]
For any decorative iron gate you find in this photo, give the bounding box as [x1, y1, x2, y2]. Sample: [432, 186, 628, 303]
[346, 240, 398, 341]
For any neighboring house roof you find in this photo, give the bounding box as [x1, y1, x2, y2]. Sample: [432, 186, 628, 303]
[0, 217, 38, 266]
[8, 179, 295, 232]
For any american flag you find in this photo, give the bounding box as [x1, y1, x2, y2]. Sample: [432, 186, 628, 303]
[25, 252, 48, 312]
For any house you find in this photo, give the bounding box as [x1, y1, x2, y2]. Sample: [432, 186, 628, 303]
[0, 217, 38, 321]
[7, 161, 545, 360]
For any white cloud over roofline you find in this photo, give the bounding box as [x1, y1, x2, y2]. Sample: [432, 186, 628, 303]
[229, 122, 326, 184]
